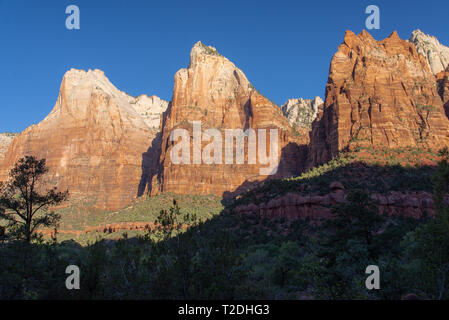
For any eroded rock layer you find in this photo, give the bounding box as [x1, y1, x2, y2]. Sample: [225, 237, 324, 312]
[0, 133, 17, 165]
[308, 30, 449, 167]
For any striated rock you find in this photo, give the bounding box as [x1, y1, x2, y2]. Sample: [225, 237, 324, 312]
[410, 29, 449, 75]
[281, 96, 323, 130]
[0, 69, 167, 210]
[150, 41, 305, 198]
[235, 188, 445, 220]
[437, 67, 449, 115]
[308, 30, 449, 167]
[0, 133, 18, 165]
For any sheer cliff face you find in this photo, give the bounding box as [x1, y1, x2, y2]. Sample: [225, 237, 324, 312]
[308, 30, 449, 167]
[152, 42, 304, 197]
[281, 97, 323, 130]
[0, 69, 167, 210]
[410, 29, 449, 75]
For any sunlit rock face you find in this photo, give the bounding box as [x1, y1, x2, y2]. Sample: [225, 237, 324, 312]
[0, 133, 17, 165]
[151, 42, 305, 198]
[410, 29, 449, 75]
[0, 69, 168, 210]
[281, 97, 323, 131]
[308, 30, 449, 167]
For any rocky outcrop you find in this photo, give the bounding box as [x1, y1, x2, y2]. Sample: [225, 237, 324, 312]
[0, 69, 168, 210]
[281, 97, 323, 131]
[410, 29, 449, 75]
[129, 95, 168, 130]
[437, 67, 449, 115]
[234, 183, 445, 220]
[0, 133, 18, 165]
[150, 42, 305, 198]
[308, 30, 449, 167]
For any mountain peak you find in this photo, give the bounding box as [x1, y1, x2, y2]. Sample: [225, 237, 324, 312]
[191, 41, 220, 56]
[409, 29, 449, 74]
[189, 41, 225, 69]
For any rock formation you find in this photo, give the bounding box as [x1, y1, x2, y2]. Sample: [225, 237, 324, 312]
[150, 42, 305, 198]
[0, 69, 168, 210]
[410, 29, 449, 75]
[234, 183, 446, 220]
[308, 30, 449, 167]
[129, 95, 168, 130]
[0, 133, 17, 165]
[281, 97, 323, 135]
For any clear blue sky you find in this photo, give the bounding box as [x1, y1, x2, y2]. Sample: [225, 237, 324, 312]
[0, 0, 448, 132]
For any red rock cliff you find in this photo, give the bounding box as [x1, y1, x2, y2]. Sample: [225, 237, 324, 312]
[151, 42, 305, 197]
[0, 69, 167, 210]
[308, 30, 449, 167]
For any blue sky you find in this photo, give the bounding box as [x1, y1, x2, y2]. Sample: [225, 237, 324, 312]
[0, 0, 448, 132]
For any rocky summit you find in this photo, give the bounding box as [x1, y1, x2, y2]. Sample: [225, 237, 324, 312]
[2, 30, 449, 211]
[308, 30, 449, 167]
[281, 97, 323, 138]
[148, 41, 305, 198]
[0, 69, 168, 210]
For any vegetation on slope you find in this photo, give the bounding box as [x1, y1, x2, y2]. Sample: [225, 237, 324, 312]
[0, 150, 448, 299]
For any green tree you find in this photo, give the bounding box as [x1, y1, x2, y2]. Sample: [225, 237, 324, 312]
[313, 189, 385, 299]
[0, 156, 68, 243]
[406, 148, 449, 299]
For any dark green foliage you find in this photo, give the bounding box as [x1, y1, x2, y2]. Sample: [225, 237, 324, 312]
[400, 148, 449, 299]
[1, 153, 449, 299]
[232, 155, 436, 208]
[0, 156, 68, 243]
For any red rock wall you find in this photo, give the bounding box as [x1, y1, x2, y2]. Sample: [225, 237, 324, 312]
[308, 30, 449, 168]
[0, 70, 157, 211]
[151, 42, 306, 198]
[234, 188, 442, 220]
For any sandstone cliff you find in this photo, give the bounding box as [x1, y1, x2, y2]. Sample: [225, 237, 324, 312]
[0, 69, 168, 210]
[308, 30, 449, 167]
[0, 133, 18, 165]
[410, 29, 449, 75]
[150, 42, 305, 197]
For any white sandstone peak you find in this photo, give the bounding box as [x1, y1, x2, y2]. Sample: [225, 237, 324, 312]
[47, 68, 169, 130]
[281, 96, 323, 129]
[409, 30, 449, 75]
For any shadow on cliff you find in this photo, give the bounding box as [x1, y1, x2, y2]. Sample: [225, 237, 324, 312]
[137, 131, 162, 197]
[226, 160, 437, 208]
[221, 141, 308, 204]
[137, 102, 173, 197]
